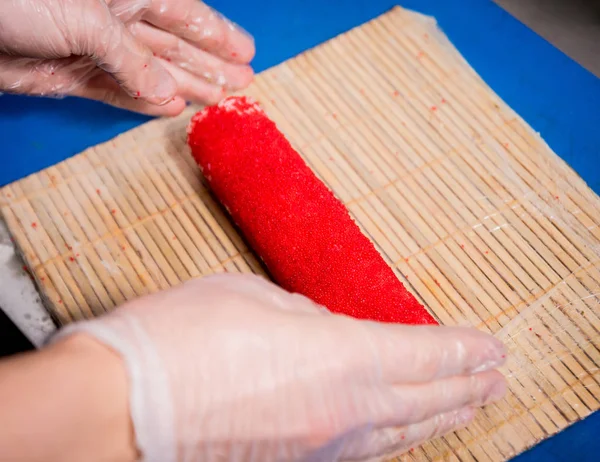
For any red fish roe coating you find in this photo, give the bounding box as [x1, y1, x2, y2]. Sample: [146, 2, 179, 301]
[187, 96, 437, 325]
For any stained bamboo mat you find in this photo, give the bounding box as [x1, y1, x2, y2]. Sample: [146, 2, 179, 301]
[2, 6, 599, 461]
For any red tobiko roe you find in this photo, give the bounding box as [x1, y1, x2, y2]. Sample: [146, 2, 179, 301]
[187, 96, 437, 325]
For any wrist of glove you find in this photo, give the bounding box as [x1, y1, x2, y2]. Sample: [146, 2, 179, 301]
[54, 274, 507, 462]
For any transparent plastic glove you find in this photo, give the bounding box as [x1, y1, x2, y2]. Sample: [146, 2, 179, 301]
[0, 0, 255, 116]
[55, 274, 507, 462]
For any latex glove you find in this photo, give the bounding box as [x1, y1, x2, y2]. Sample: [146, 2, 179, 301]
[0, 0, 255, 116]
[55, 273, 507, 462]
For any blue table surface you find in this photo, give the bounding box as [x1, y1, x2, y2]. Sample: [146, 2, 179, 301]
[0, 0, 598, 459]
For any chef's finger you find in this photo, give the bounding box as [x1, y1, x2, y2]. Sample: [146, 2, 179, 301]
[363, 323, 507, 383]
[76, 1, 177, 105]
[376, 370, 505, 428]
[159, 60, 225, 105]
[70, 73, 186, 117]
[143, 0, 255, 63]
[342, 407, 475, 462]
[130, 21, 253, 90]
[107, 0, 150, 24]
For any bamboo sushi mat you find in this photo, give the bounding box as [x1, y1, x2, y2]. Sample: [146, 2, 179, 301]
[2, 6, 600, 461]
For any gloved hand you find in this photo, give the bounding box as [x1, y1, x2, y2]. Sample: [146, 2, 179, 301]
[0, 0, 255, 116]
[56, 273, 507, 462]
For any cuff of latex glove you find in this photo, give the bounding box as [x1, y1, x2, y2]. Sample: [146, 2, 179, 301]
[52, 317, 176, 462]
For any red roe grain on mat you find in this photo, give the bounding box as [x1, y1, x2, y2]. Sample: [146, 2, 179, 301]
[187, 96, 437, 325]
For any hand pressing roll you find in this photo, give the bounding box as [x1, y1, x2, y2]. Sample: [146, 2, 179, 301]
[188, 96, 436, 325]
[55, 274, 507, 462]
[0, 0, 255, 116]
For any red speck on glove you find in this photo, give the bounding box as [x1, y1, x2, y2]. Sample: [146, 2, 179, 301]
[187, 96, 437, 325]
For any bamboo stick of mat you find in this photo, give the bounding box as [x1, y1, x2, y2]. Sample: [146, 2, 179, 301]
[2, 6, 599, 461]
